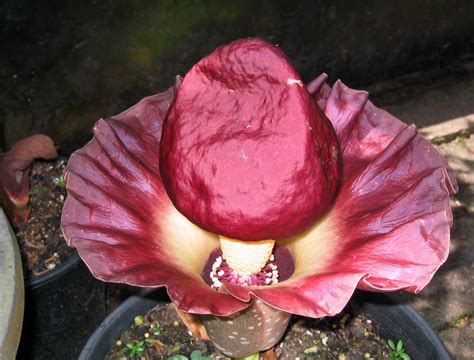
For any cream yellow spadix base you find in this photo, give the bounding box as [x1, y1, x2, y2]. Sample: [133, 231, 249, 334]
[219, 236, 275, 278]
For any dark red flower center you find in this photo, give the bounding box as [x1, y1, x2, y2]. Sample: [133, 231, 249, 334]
[202, 246, 295, 289]
[209, 255, 279, 288]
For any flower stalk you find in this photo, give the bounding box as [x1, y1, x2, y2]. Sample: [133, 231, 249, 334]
[201, 297, 291, 358]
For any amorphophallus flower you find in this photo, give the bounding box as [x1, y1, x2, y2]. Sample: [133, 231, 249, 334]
[1, 134, 57, 223]
[61, 38, 457, 357]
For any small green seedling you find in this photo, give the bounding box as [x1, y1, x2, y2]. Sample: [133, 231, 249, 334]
[153, 321, 162, 335]
[449, 313, 472, 328]
[304, 346, 318, 354]
[55, 175, 66, 188]
[167, 350, 212, 360]
[134, 315, 144, 326]
[167, 355, 188, 360]
[304, 336, 326, 355]
[388, 339, 410, 360]
[191, 350, 212, 360]
[126, 340, 145, 357]
[171, 342, 184, 352]
[237, 353, 259, 360]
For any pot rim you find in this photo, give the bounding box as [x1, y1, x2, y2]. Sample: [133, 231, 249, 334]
[25, 250, 81, 289]
[79, 289, 451, 360]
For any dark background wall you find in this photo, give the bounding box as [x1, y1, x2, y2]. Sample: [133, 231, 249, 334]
[1, 0, 473, 153]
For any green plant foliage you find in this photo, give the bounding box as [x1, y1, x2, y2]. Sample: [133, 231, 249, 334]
[126, 340, 145, 357]
[388, 339, 411, 360]
[56, 175, 66, 188]
[191, 350, 212, 360]
[166, 350, 212, 360]
[304, 346, 318, 354]
[167, 355, 188, 360]
[171, 342, 184, 352]
[134, 315, 144, 326]
[449, 313, 472, 328]
[237, 352, 260, 360]
[153, 321, 162, 335]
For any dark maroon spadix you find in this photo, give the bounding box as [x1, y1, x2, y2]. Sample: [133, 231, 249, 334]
[160, 38, 340, 241]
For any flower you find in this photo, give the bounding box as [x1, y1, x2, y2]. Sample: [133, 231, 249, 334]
[1, 134, 57, 223]
[61, 40, 457, 321]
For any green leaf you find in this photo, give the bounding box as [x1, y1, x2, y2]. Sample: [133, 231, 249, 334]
[388, 339, 396, 350]
[167, 355, 188, 360]
[237, 353, 260, 360]
[190, 350, 212, 360]
[56, 175, 66, 188]
[153, 322, 162, 335]
[401, 353, 411, 360]
[126, 340, 146, 357]
[172, 342, 184, 351]
[134, 315, 144, 326]
[396, 340, 404, 352]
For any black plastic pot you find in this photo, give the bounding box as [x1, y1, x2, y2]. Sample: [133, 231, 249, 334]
[79, 289, 166, 360]
[79, 290, 451, 360]
[17, 251, 106, 360]
[354, 291, 451, 360]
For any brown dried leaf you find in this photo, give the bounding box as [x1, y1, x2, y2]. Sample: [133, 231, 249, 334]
[261, 348, 276, 360]
[172, 303, 210, 340]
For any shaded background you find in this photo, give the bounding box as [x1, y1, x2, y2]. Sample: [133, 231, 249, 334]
[1, 0, 473, 153]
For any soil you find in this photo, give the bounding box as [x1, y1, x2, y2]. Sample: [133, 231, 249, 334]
[106, 302, 394, 360]
[13, 159, 73, 279]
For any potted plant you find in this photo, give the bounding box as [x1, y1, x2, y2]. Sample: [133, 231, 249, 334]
[0, 135, 106, 359]
[78, 290, 451, 359]
[61, 38, 457, 358]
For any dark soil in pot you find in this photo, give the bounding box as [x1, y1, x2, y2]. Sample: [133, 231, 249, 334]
[13, 159, 72, 279]
[14, 159, 106, 360]
[105, 301, 391, 359]
[82, 290, 450, 360]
